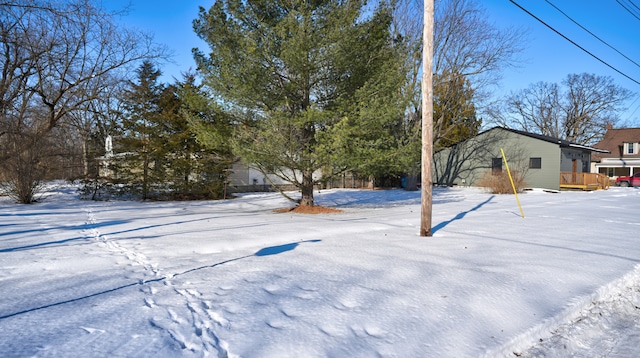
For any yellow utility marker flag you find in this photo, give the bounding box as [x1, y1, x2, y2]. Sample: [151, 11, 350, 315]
[501, 148, 525, 218]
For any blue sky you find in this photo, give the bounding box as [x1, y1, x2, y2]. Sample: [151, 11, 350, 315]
[106, 0, 207, 79]
[108, 0, 640, 125]
[483, 0, 640, 124]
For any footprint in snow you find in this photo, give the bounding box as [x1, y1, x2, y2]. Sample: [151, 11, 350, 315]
[144, 297, 155, 308]
[266, 319, 287, 329]
[207, 310, 230, 328]
[351, 324, 386, 338]
[80, 326, 105, 334]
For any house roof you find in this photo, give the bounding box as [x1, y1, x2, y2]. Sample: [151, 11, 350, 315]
[483, 127, 610, 154]
[592, 127, 640, 160]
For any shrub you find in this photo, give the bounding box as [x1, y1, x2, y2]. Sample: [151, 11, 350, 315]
[476, 170, 526, 194]
[0, 134, 50, 203]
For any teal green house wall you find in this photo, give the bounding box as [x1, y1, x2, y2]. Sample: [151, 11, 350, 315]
[433, 127, 603, 191]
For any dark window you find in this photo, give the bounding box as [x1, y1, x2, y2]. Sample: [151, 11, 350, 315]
[492, 158, 502, 175]
[529, 157, 542, 169]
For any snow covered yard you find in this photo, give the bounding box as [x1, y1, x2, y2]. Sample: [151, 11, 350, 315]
[1, 184, 640, 357]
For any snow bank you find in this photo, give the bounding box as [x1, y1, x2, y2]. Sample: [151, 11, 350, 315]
[486, 264, 640, 357]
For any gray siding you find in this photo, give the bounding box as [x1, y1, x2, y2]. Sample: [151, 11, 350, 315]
[519, 137, 561, 191]
[433, 128, 563, 190]
[560, 149, 591, 173]
[228, 163, 251, 186]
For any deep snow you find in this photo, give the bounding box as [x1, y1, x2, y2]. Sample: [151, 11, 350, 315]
[1, 184, 640, 357]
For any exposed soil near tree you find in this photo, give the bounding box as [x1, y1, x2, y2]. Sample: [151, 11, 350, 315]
[274, 205, 343, 214]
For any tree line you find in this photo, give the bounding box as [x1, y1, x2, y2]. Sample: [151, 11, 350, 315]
[0, 0, 633, 205]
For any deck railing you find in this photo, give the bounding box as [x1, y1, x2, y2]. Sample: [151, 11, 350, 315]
[559, 172, 610, 190]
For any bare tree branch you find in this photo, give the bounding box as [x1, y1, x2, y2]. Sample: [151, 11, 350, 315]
[497, 73, 634, 145]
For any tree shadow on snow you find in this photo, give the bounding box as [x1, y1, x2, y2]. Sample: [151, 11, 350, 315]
[255, 240, 321, 256]
[0, 239, 322, 320]
[315, 187, 463, 209]
[432, 195, 495, 234]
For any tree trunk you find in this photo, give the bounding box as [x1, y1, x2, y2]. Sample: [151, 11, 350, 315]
[405, 173, 418, 191]
[300, 170, 315, 207]
[82, 138, 89, 178]
[142, 152, 149, 200]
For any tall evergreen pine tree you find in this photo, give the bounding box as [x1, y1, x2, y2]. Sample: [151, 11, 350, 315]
[193, 0, 405, 206]
[121, 61, 165, 200]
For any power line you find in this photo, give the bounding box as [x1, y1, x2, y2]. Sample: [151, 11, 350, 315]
[508, 0, 640, 86]
[616, 0, 640, 21]
[625, 95, 640, 122]
[545, 0, 640, 70]
[622, 0, 640, 17]
[628, 0, 640, 13]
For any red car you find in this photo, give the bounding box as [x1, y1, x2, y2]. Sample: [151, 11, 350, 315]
[616, 173, 640, 187]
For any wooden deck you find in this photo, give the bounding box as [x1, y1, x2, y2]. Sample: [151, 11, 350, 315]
[559, 172, 610, 190]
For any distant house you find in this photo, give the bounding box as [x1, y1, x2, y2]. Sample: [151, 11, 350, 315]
[433, 127, 609, 191]
[591, 126, 640, 179]
[97, 135, 357, 194]
[227, 164, 370, 192]
[226, 162, 296, 193]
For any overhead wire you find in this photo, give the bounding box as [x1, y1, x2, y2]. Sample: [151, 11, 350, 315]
[508, 0, 640, 86]
[616, 0, 640, 21]
[545, 0, 640, 70]
[628, 0, 640, 13]
[625, 95, 640, 122]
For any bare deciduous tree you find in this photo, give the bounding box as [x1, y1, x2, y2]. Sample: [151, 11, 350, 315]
[500, 82, 561, 137]
[393, 0, 526, 188]
[496, 73, 634, 145]
[0, 0, 167, 202]
[23, 1, 164, 132]
[432, 0, 526, 93]
[66, 79, 126, 178]
[395, 0, 526, 116]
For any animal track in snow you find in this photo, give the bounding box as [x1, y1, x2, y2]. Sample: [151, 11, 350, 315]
[161, 287, 233, 357]
[84, 208, 160, 278]
[84, 207, 233, 357]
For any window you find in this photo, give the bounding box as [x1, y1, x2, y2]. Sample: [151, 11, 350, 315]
[625, 142, 636, 155]
[492, 158, 502, 175]
[529, 157, 542, 169]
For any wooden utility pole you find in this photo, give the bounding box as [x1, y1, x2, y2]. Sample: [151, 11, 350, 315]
[420, 0, 434, 237]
